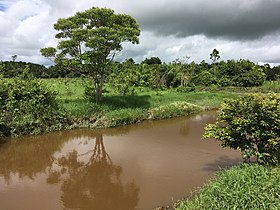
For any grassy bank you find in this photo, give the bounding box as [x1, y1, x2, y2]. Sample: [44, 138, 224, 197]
[175, 164, 280, 210]
[2, 77, 279, 136]
[41, 78, 238, 129]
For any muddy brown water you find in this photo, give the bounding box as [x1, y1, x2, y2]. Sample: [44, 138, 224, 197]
[0, 111, 241, 210]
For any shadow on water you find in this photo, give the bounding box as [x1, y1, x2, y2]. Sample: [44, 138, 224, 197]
[102, 95, 151, 109]
[203, 155, 242, 173]
[0, 138, 7, 146]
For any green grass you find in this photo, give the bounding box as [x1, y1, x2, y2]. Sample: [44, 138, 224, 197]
[176, 164, 280, 210]
[41, 78, 238, 118]
[36, 78, 239, 129]
[37, 79, 279, 131]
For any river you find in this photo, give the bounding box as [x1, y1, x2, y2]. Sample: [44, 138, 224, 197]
[0, 111, 241, 210]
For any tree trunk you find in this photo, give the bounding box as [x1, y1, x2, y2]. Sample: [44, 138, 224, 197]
[93, 74, 105, 103]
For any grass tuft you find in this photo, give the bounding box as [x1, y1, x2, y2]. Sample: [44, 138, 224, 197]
[176, 164, 280, 210]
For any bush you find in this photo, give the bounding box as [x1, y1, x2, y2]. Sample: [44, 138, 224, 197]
[108, 67, 138, 96]
[147, 102, 201, 120]
[0, 72, 68, 137]
[190, 71, 217, 86]
[233, 66, 266, 87]
[204, 94, 280, 164]
[176, 84, 195, 92]
[100, 108, 145, 128]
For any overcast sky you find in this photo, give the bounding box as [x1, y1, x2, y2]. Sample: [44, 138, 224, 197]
[1, 0, 280, 65]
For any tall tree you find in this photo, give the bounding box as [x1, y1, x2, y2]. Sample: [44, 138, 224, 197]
[210, 49, 220, 63]
[141, 57, 162, 65]
[11, 55, 17, 62]
[41, 7, 140, 102]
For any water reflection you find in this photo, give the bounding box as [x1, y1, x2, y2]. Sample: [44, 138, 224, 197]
[0, 111, 241, 210]
[0, 132, 139, 210]
[0, 135, 64, 181]
[47, 134, 139, 210]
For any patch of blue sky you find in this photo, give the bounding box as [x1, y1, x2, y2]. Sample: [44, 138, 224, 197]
[0, 3, 7, 11]
[0, 0, 18, 11]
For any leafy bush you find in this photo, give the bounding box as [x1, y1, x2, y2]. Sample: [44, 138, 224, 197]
[266, 66, 280, 81]
[204, 94, 280, 164]
[176, 84, 195, 92]
[233, 66, 266, 87]
[190, 71, 217, 86]
[0, 72, 68, 137]
[84, 81, 96, 102]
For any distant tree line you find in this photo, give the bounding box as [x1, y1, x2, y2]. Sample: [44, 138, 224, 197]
[1, 58, 280, 88]
[109, 57, 280, 94]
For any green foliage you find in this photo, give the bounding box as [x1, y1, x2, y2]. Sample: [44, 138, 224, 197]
[41, 7, 140, 102]
[204, 94, 280, 164]
[141, 57, 162, 65]
[108, 62, 138, 96]
[84, 80, 97, 102]
[266, 66, 280, 81]
[176, 164, 280, 210]
[40, 47, 57, 59]
[101, 108, 145, 128]
[190, 71, 217, 86]
[188, 59, 266, 87]
[176, 84, 195, 92]
[0, 61, 48, 78]
[233, 66, 266, 87]
[210, 49, 220, 63]
[147, 102, 201, 120]
[0, 72, 68, 137]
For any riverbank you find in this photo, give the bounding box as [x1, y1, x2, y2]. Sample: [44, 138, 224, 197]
[3, 77, 279, 138]
[175, 163, 280, 210]
[2, 78, 280, 209]
[42, 78, 238, 129]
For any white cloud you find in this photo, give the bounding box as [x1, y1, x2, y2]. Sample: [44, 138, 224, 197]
[0, 0, 280, 65]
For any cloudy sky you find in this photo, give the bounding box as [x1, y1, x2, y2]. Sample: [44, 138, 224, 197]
[1, 0, 280, 65]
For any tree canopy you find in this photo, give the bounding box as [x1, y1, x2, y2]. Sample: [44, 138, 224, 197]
[41, 7, 140, 102]
[210, 49, 220, 63]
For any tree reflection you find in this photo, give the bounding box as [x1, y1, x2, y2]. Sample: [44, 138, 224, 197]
[47, 134, 139, 210]
[0, 135, 65, 181]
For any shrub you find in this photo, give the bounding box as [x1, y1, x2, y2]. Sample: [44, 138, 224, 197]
[99, 108, 145, 128]
[176, 84, 195, 92]
[233, 66, 266, 87]
[108, 68, 138, 96]
[190, 71, 217, 86]
[0, 72, 68, 137]
[204, 94, 280, 164]
[147, 102, 201, 120]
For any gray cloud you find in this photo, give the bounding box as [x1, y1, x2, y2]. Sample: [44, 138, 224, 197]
[130, 0, 280, 40]
[1, 0, 280, 65]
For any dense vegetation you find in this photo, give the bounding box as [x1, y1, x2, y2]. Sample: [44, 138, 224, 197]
[0, 70, 69, 137]
[204, 94, 280, 164]
[1, 55, 280, 138]
[1, 74, 239, 138]
[41, 7, 140, 102]
[0, 6, 280, 210]
[176, 164, 280, 210]
[1, 58, 280, 89]
[174, 93, 280, 210]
